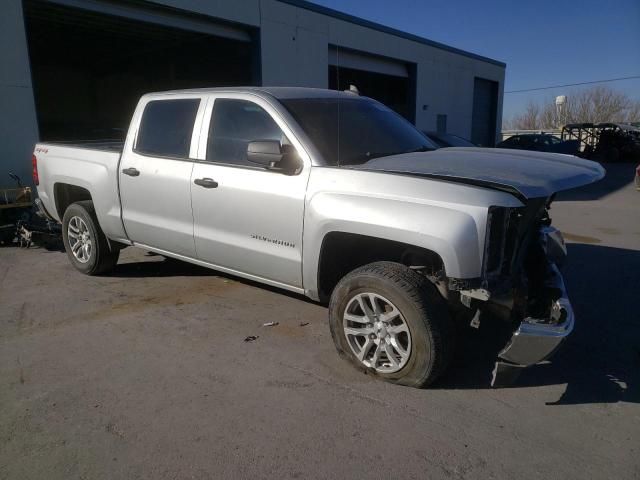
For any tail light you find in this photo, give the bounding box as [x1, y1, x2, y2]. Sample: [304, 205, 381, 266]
[32, 154, 39, 185]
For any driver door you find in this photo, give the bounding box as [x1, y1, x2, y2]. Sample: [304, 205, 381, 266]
[190, 95, 310, 290]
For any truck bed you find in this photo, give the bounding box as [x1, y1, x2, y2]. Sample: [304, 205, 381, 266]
[34, 140, 124, 230]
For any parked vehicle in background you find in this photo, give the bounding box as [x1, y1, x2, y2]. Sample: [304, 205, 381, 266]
[496, 134, 580, 155]
[635, 165, 640, 191]
[33, 87, 604, 387]
[561, 123, 640, 163]
[423, 131, 476, 148]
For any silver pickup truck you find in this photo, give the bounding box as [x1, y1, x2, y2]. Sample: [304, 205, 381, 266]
[33, 87, 604, 387]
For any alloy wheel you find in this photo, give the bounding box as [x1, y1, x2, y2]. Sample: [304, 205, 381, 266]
[67, 216, 92, 263]
[343, 292, 411, 373]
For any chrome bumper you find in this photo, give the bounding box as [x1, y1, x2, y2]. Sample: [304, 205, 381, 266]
[498, 264, 574, 367]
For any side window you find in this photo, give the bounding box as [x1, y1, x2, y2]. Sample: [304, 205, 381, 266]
[135, 99, 200, 158]
[504, 136, 519, 147]
[207, 99, 285, 166]
[519, 136, 533, 148]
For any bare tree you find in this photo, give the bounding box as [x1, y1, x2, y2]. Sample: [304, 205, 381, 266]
[566, 86, 632, 123]
[624, 101, 640, 123]
[540, 103, 558, 129]
[507, 101, 541, 130]
[506, 85, 640, 130]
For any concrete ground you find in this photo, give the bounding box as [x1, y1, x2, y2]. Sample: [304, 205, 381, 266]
[1, 164, 638, 480]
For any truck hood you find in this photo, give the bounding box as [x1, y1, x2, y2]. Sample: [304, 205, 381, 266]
[351, 147, 605, 199]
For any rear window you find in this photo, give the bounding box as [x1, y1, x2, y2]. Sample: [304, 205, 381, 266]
[135, 99, 200, 158]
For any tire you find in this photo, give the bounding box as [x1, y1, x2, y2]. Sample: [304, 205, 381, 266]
[328, 261, 453, 388]
[62, 201, 119, 275]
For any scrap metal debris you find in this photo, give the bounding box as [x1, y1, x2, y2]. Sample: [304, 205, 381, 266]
[18, 225, 33, 248]
[244, 335, 259, 342]
[469, 311, 481, 329]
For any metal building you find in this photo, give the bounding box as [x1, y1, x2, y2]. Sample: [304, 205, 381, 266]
[1, 0, 505, 185]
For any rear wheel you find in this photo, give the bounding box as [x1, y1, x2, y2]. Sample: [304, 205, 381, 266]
[329, 261, 454, 388]
[62, 201, 119, 275]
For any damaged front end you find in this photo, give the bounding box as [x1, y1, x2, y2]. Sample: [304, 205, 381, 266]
[493, 261, 574, 386]
[467, 201, 575, 387]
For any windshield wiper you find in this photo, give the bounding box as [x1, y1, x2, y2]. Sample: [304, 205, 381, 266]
[345, 146, 436, 165]
[370, 145, 434, 160]
[407, 146, 435, 153]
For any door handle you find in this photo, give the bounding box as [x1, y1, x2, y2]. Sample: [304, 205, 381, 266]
[194, 177, 218, 188]
[122, 167, 140, 177]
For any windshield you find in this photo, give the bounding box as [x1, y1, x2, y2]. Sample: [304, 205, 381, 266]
[280, 97, 436, 166]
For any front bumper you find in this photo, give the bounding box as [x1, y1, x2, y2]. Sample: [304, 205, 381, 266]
[491, 263, 574, 387]
[498, 264, 574, 366]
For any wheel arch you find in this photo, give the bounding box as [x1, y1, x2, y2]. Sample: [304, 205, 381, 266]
[53, 183, 93, 220]
[315, 231, 446, 303]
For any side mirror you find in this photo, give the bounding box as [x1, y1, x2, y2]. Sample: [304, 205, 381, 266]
[247, 141, 301, 174]
[247, 140, 283, 167]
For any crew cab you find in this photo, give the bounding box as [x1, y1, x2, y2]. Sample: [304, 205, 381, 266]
[33, 87, 604, 387]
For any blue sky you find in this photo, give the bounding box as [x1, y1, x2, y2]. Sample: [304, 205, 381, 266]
[309, 0, 640, 122]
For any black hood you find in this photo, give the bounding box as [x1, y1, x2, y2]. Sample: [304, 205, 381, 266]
[351, 147, 605, 199]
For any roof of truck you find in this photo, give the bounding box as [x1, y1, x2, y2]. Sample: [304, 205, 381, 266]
[146, 86, 360, 100]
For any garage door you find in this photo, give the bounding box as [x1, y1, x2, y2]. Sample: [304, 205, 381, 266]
[328, 46, 415, 122]
[471, 77, 499, 147]
[23, 0, 257, 141]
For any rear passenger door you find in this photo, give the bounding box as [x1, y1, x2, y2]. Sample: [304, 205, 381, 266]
[119, 95, 204, 257]
[190, 95, 310, 289]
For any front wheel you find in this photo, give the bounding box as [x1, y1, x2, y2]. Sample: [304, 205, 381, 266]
[62, 201, 119, 275]
[328, 262, 454, 388]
